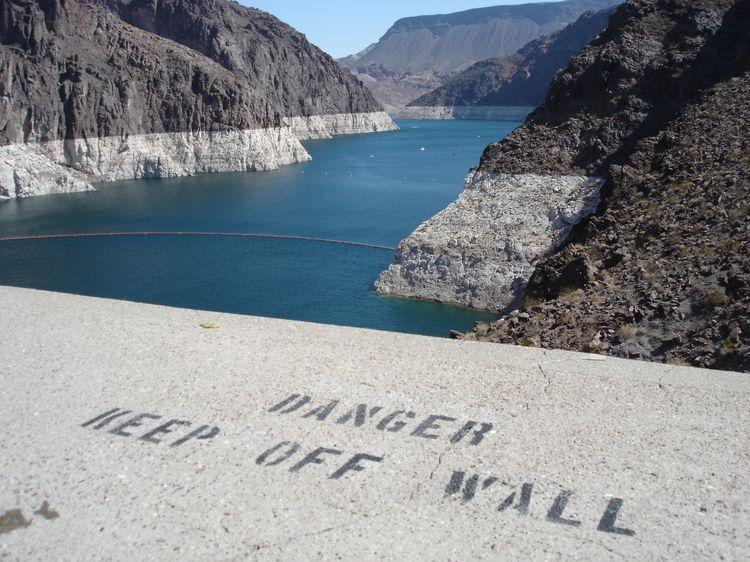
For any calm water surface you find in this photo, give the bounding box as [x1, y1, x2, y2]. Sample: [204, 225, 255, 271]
[0, 120, 519, 336]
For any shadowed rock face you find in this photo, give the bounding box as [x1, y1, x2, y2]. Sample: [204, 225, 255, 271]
[463, 0, 750, 372]
[0, 0, 382, 145]
[338, 0, 623, 109]
[408, 7, 616, 109]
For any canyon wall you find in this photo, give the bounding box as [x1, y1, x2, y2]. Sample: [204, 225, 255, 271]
[404, 8, 616, 118]
[0, 0, 396, 199]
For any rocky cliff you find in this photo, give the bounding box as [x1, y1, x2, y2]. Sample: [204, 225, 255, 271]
[0, 0, 396, 199]
[405, 8, 615, 117]
[339, 0, 622, 109]
[377, 0, 750, 371]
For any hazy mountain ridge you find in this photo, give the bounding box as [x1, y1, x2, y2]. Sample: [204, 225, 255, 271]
[408, 7, 616, 109]
[339, 0, 622, 108]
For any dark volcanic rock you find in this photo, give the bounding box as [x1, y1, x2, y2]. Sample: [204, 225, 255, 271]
[409, 8, 616, 109]
[479, 0, 747, 176]
[0, 0, 382, 145]
[468, 0, 750, 372]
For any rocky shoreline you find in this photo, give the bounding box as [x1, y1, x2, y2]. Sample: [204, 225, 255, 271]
[289, 112, 397, 140]
[392, 106, 534, 121]
[375, 171, 603, 312]
[0, 112, 395, 200]
[0, 0, 393, 199]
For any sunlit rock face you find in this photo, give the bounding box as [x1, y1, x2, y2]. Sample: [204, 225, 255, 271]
[0, 113, 397, 200]
[375, 171, 603, 312]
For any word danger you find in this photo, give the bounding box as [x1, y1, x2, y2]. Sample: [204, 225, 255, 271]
[256, 440, 383, 480]
[269, 393, 493, 446]
[446, 470, 635, 537]
[81, 407, 220, 447]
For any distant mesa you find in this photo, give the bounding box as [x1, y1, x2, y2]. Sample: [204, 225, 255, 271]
[338, 0, 623, 110]
[399, 7, 617, 121]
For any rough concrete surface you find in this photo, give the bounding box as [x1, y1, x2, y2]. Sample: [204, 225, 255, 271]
[0, 286, 748, 560]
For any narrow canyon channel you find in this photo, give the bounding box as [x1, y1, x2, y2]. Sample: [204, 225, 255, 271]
[0, 120, 520, 336]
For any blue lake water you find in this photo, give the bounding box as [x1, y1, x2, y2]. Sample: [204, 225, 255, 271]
[0, 119, 519, 336]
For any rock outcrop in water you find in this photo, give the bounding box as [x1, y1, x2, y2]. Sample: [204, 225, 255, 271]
[378, 0, 750, 371]
[338, 0, 623, 109]
[374, 172, 603, 311]
[0, 0, 396, 199]
[402, 8, 615, 120]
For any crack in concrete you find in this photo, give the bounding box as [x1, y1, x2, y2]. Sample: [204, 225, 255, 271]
[410, 447, 449, 502]
[249, 511, 386, 552]
[537, 364, 553, 397]
[657, 367, 680, 412]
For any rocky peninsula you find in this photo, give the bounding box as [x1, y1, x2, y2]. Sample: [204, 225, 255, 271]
[375, 172, 604, 312]
[377, 0, 750, 371]
[0, 0, 395, 200]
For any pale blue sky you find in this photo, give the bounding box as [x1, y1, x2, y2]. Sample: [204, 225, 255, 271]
[241, 1, 556, 58]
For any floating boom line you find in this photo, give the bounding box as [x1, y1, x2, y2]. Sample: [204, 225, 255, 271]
[0, 231, 395, 251]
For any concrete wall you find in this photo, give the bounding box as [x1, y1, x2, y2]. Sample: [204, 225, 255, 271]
[0, 287, 748, 559]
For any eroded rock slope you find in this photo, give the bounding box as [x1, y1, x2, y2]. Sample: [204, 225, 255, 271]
[469, 0, 750, 372]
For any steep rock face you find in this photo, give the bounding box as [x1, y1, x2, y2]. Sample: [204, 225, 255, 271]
[374, 172, 603, 312]
[0, 0, 396, 199]
[339, 0, 622, 109]
[406, 8, 615, 113]
[467, 0, 750, 372]
[478, 0, 744, 176]
[377, 0, 750, 372]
